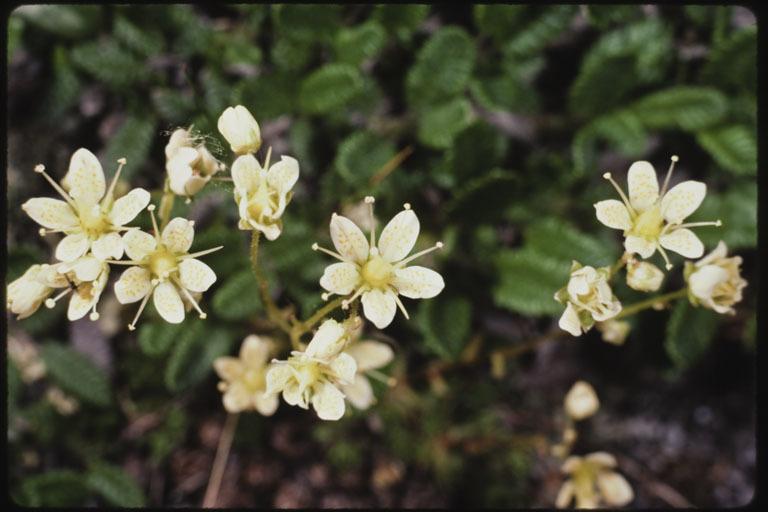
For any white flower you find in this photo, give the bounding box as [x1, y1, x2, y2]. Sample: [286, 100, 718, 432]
[555, 262, 621, 337]
[314, 198, 445, 329]
[37, 256, 111, 321]
[596, 319, 630, 346]
[686, 241, 747, 315]
[625, 259, 664, 292]
[556, 452, 634, 508]
[264, 319, 356, 421]
[214, 335, 279, 415]
[22, 149, 150, 262]
[341, 340, 394, 410]
[595, 157, 721, 270]
[165, 128, 224, 198]
[7, 265, 56, 319]
[232, 150, 299, 241]
[217, 105, 262, 155]
[113, 208, 222, 329]
[564, 380, 600, 421]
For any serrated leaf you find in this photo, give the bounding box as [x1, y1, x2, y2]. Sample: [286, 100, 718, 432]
[700, 26, 756, 93]
[190, 226, 248, 280]
[502, 5, 576, 58]
[406, 26, 475, 106]
[334, 131, 396, 186]
[13, 5, 101, 39]
[526, 218, 619, 268]
[39, 46, 83, 123]
[138, 322, 185, 356]
[570, 55, 637, 116]
[443, 121, 509, 184]
[630, 87, 728, 132]
[233, 72, 297, 121]
[270, 35, 313, 71]
[151, 89, 195, 124]
[211, 269, 263, 321]
[20, 469, 90, 507]
[665, 298, 719, 371]
[86, 462, 145, 508]
[493, 250, 570, 316]
[299, 64, 363, 114]
[416, 295, 473, 362]
[696, 124, 756, 176]
[417, 97, 473, 149]
[41, 343, 111, 406]
[589, 109, 647, 158]
[473, 5, 527, 42]
[70, 39, 150, 89]
[113, 15, 164, 57]
[334, 21, 386, 66]
[102, 117, 157, 181]
[689, 182, 756, 250]
[372, 4, 429, 41]
[164, 324, 232, 392]
[446, 169, 519, 222]
[271, 4, 342, 43]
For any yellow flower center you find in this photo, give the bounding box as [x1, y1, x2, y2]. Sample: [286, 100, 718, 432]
[243, 367, 265, 391]
[149, 250, 177, 278]
[247, 181, 278, 221]
[630, 204, 663, 239]
[362, 255, 393, 288]
[296, 362, 321, 390]
[79, 204, 109, 237]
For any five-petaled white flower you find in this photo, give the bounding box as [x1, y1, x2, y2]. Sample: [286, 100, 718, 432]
[595, 157, 721, 270]
[218, 105, 262, 155]
[165, 128, 224, 199]
[113, 207, 222, 329]
[685, 241, 747, 315]
[555, 262, 621, 337]
[38, 255, 111, 321]
[265, 319, 357, 421]
[342, 339, 395, 410]
[22, 149, 150, 262]
[313, 197, 445, 329]
[214, 335, 279, 416]
[232, 149, 299, 241]
[556, 452, 634, 509]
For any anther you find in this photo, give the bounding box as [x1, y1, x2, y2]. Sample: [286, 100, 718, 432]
[34, 164, 45, 173]
[39, 228, 47, 237]
[147, 205, 156, 211]
[312, 243, 319, 251]
[128, 324, 136, 331]
[716, 220, 722, 226]
[364, 196, 375, 204]
[199, 313, 207, 319]
[341, 300, 350, 310]
[117, 157, 127, 165]
[671, 155, 679, 162]
[89, 312, 100, 321]
[603, 172, 612, 179]
[436, 242, 444, 249]
[403, 203, 411, 210]
[321, 293, 330, 301]
[45, 299, 56, 309]
[189, 220, 195, 227]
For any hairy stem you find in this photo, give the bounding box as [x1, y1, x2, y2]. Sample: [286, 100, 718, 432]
[202, 412, 239, 508]
[158, 178, 175, 230]
[614, 288, 687, 320]
[250, 231, 292, 335]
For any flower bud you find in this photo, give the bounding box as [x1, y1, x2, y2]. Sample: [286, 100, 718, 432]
[564, 380, 600, 420]
[218, 105, 262, 155]
[596, 319, 630, 346]
[626, 259, 664, 292]
[7, 265, 55, 319]
[686, 241, 747, 315]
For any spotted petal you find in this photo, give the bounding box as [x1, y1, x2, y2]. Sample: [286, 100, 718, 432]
[123, 229, 157, 262]
[391, 266, 444, 299]
[153, 281, 185, 323]
[240, 335, 271, 367]
[55, 233, 90, 262]
[231, 154, 264, 195]
[319, 262, 361, 295]
[178, 258, 216, 292]
[659, 228, 704, 258]
[594, 200, 632, 230]
[91, 232, 124, 261]
[627, 160, 659, 212]
[329, 352, 357, 384]
[265, 365, 293, 396]
[661, 181, 706, 224]
[346, 341, 394, 371]
[213, 356, 244, 382]
[109, 188, 150, 226]
[312, 382, 346, 421]
[266, 156, 299, 196]
[62, 254, 103, 282]
[378, 209, 420, 263]
[114, 266, 152, 304]
[64, 148, 106, 203]
[67, 284, 98, 321]
[559, 302, 582, 337]
[361, 289, 397, 329]
[343, 375, 374, 410]
[330, 214, 369, 264]
[161, 217, 195, 254]
[306, 319, 347, 361]
[21, 198, 78, 230]
[624, 235, 656, 259]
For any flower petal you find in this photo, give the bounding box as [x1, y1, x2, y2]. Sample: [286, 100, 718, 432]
[346, 341, 394, 371]
[161, 217, 195, 254]
[559, 302, 582, 337]
[689, 265, 729, 301]
[329, 352, 357, 384]
[213, 356, 244, 382]
[361, 289, 397, 329]
[343, 375, 374, 410]
[306, 319, 347, 360]
[594, 200, 632, 230]
[555, 481, 575, 509]
[178, 258, 216, 292]
[231, 154, 263, 195]
[240, 335, 271, 367]
[585, 451, 617, 468]
[391, 266, 444, 299]
[253, 391, 279, 416]
[265, 365, 293, 395]
[319, 262, 361, 295]
[63, 254, 103, 282]
[627, 160, 659, 212]
[91, 232, 124, 261]
[282, 382, 305, 408]
[377, 209, 420, 263]
[330, 214, 369, 264]
[67, 285, 98, 321]
[55, 233, 90, 262]
[659, 228, 704, 258]
[153, 281, 185, 323]
[312, 382, 346, 421]
[624, 235, 656, 259]
[223, 381, 251, 413]
[114, 266, 152, 304]
[109, 188, 151, 227]
[64, 148, 105, 203]
[21, 198, 78, 230]
[596, 471, 634, 506]
[266, 156, 299, 196]
[661, 180, 706, 224]
[123, 229, 157, 261]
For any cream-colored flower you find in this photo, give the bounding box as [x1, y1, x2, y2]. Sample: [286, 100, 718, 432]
[232, 150, 299, 241]
[214, 335, 279, 415]
[341, 340, 395, 410]
[265, 319, 356, 421]
[564, 380, 600, 421]
[626, 259, 664, 292]
[7, 336, 47, 383]
[595, 157, 721, 270]
[113, 208, 222, 329]
[596, 319, 630, 346]
[556, 452, 634, 508]
[217, 105, 262, 155]
[22, 149, 150, 262]
[314, 198, 445, 329]
[7, 265, 56, 319]
[165, 128, 224, 198]
[686, 241, 747, 315]
[37, 256, 111, 321]
[555, 262, 621, 337]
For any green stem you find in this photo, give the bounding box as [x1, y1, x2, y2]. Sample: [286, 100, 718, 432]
[250, 231, 292, 335]
[609, 252, 630, 279]
[614, 288, 687, 320]
[158, 179, 175, 230]
[301, 297, 346, 332]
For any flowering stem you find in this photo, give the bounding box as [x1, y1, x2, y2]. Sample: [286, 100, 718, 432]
[202, 412, 239, 508]
[250, 231, 292, 335]
[614, 288, 687, 320]
[158, 178, 175, 231]
[609, 252, 631, 279]
[301, 297, 346, 333]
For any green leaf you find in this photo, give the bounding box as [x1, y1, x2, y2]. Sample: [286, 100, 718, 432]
[700, 26, 756, 93]
[211, 269, 263, 321]
[165, 323, 232, 392]
[525, 218, 619, 268]
[6, 244, 46, 282]
[39, 46, 83, 123]
[372, 4, 429, 42]
[270, 35, 313, 71]
[234, 72, 297, 121]
[690, 182, 756, 250]
[442, 121, 509, 184]
[569, 55, 637, 116]
[584, 5, 641, 28]
[271, 4, 342, 43]
[417, 97, 473, 149]
[12, 5, 102, 39]
[502, 5, 576, 58]
[86, 462, 145, 508]
[696, 124, 757, 176]
[138, 322, 185, 357]
[473, 5, 527, 42]
[102, 117, 158, 181]
[665, 298, 719, 371]
[70, 39, 150, 89]
[334, 131, 396, 186]
[299, 64, 363, 114]
[334, 21, 386, 66]
[151, 89, 196, 124]
[630, 87, 728, 132]
[221, 36, 263, 68]
[202, 69, 232, 116]
[589, 109, 647, 158]
[493, 249, 569, 316]
[446, 169, 519, 223]
[189, 224, 248, 279]
[415, 295, 473, 362]
[19, 469, 90, 507]
[406, 26, 475, 106]
[113, 15, 164, 57]
[41, 343, 111, 407]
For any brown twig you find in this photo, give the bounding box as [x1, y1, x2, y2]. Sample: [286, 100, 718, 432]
[202, 413, 239, 508]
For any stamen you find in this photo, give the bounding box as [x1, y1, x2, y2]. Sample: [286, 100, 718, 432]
[392, 293, 410, 320]
[147, 205, 160, 237]
[660, 155, 679, 197]
[171, 276, 207, 319]
[34, 164, 78, 210]
[365, 196, 376, 247]
[45, 288, 72, 308]
[312, 243, 347, 262]
[104, 259, 143, 265]
[128, 293, 152, 331]
[89, 302, 100, 321]
[321, 292, 331, 301]
[104, 157, 127, 202]
[180, 245, 224, 260]
[657, 245, 673, 270]
[602, 172, 634, 215]
[263, 146, 273, 170]
[403, 203, 411, 210]
[366, 369, 396, 387]
[341, 286, 366, 310]
[675, 220, 722, 229]
[395, 242, 444, 268]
